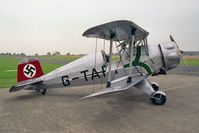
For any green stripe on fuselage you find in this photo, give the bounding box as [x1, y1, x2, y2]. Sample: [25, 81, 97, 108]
[123, 46, 152, 74]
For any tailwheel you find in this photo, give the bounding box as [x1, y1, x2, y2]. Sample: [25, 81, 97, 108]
[41, 89, 46, 95]
[151, 82, 159, 91]
[151, 91, 166, 105]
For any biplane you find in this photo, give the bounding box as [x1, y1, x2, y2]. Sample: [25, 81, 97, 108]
[10, 20, 184, 105]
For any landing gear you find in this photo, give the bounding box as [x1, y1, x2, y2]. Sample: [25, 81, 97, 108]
[134, 79, 167, 105]
[41, 89, 46, 95]
[151, 82, 159, 91]
[151, 91, 166, 105]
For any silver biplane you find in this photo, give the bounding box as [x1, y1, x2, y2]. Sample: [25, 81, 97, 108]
[10, 20, 184, 105]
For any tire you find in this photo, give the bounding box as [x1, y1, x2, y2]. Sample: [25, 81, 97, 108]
[151, 93, 166, 105]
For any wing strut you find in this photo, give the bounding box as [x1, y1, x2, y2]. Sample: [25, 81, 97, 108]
[106, 33, 115, 88]
[127, 29, 136, 83]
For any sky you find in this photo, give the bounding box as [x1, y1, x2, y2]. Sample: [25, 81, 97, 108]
[0, 0, 199, 55]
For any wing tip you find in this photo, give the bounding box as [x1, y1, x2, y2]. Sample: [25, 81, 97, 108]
[80, 94, 96, 99]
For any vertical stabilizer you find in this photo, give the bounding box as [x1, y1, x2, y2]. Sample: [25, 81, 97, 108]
[17, 58, 43, 82]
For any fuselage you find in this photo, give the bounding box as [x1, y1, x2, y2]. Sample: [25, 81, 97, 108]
[40, 41, 180, 90]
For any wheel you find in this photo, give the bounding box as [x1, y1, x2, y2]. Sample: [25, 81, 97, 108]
[151, 93, 166, 105]
[151, 82, 159, 91]
[41, 89, 46, 95]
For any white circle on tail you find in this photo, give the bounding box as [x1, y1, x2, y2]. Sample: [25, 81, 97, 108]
[23, 64, 36, 78]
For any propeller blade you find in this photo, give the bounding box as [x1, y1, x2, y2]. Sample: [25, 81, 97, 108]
[181, 55, 192, 75]
[170, 35, 183, 55]
[170, 35, 175, 43]
[169, 35, 192, 75]
[181, 55, 187, 66]
[170, 35, 180, 49]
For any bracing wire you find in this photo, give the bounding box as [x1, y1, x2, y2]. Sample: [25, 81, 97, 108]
[103, 39, 105, 51]
[93, 38, 98, 93]
[101, 39, 106, 89]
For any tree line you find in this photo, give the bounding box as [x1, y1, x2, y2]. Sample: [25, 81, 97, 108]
[0, 52, 26, 56]
[0, 51, 70, 56]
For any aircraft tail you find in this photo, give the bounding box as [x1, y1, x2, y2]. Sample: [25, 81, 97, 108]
[17, 58, 44, 82]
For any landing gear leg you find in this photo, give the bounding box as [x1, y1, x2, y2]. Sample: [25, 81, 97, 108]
[41, 89, 46, 95]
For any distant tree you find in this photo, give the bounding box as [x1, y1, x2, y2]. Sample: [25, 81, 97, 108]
[47, 52, 51, 56]
[20, 53, 26, 56]
[53, 51, 61, 56]
[66, 52, 70, 55]
[35, 53, 38, 56]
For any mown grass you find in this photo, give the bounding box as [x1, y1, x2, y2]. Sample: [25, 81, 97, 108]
[0, 56, 63, 88]
[180, 59, 199, 66]
[39, 56, 81, 61]
[180, 56, 199, 66]
[40, 62, 63, 74]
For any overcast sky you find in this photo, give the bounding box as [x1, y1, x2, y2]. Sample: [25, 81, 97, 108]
[0, 0, 199, 55]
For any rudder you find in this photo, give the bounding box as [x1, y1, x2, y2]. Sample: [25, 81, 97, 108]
[17, 58, 44, 82]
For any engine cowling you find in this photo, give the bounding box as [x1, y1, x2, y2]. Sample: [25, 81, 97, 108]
[159, 41, 180, 70]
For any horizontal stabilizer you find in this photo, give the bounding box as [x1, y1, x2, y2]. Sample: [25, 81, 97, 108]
[81, 75, 146, 99]
[9, 85, 24, 92]
[9, 79, 43, 92]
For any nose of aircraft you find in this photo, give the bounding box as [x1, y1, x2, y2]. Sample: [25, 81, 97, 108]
[159, 41, 180, 70]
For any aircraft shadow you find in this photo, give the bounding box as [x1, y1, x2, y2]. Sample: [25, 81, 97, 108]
[7, 90, 86, 101]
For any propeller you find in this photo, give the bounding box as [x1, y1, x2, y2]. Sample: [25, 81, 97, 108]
[170, 35, 191, 74]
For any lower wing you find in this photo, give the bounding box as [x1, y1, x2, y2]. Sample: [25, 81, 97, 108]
[81, 74, 146, 99]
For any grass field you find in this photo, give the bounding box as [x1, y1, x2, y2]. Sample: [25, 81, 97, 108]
[38, 55, 83, 61]
[180, 56, 199, 65]
[180, 59, 199, 65]
[0, 55, 198, 88]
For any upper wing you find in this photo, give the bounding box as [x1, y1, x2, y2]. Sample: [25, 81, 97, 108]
[81, 75, 146, 99]
[82, 20, 149, 42]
